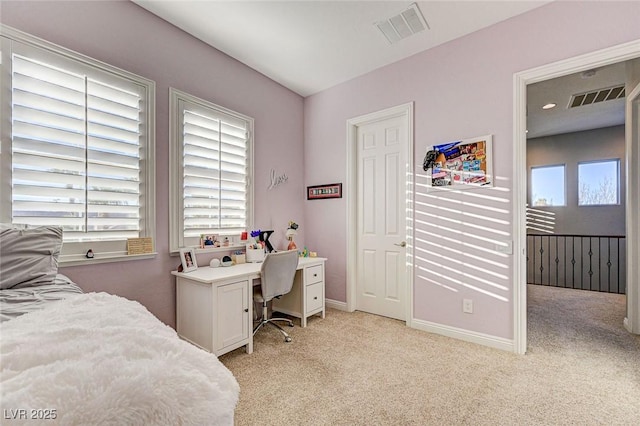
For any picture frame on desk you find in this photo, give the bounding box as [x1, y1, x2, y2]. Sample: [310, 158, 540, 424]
[179, 247, 198, 272]
[200, 234, 220, 248]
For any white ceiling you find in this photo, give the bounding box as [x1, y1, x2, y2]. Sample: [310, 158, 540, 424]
[133, 0, 628, 138]
[527, 62, 628, 139]
[133, 0, 551, 97]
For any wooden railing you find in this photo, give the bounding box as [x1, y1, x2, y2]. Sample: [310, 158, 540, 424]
[527, 234, 626, 294]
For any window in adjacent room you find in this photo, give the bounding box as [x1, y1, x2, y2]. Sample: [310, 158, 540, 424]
[578, 159, 620, 206]
[0, 27, 156, 264]
[530, 164, 566, 207]
[169, 88, 254, 253]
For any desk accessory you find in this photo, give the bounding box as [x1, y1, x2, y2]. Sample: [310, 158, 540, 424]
[232, 251, 246, 264]
[179, 247, 198, 272]
[127, 237, 153, 254]
[246, 247, 265, 263]
[286, 221, 298, 251]
[259, 230, 275, 252]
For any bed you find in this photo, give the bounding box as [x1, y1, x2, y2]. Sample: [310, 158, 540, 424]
[0, 225, 239, 425]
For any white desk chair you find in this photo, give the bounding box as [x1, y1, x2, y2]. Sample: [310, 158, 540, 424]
[253, 250, 299, 342]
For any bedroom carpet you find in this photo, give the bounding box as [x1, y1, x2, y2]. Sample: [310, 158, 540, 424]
[219, 285, 640, 425]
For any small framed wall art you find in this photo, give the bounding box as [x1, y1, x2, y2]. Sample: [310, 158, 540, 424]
[179, 247, 198, 273]
[307, 183, 342, 200]
[425, 134, 493, 190]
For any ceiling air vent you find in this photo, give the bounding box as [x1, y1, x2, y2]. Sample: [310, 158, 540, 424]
[569, 85, 625, 108]
[375, 3, 429, 45]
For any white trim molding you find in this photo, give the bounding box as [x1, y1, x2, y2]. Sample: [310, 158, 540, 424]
[168, 87, 254, 254]
[325, 298, 348, 311]
[625, 79, 640, 333]
[412, 319, 514, 352]
[1, 24, 156, 265]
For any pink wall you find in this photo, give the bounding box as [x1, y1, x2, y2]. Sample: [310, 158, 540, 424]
[304, 1, 640, 339]
[3, 1, 639, 341]
[1, 1, 305, 327]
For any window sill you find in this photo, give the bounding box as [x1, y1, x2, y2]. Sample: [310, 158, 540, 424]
[196, 244, 246, 254]
[170, 244, 248, 256]
[59, 252, 157, 267]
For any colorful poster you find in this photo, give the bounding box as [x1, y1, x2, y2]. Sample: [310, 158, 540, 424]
[428, 135, 493, 188]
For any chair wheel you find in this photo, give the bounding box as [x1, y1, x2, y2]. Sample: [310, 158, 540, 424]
[288, 322, 294, 327]
[285, 336, 292, 342]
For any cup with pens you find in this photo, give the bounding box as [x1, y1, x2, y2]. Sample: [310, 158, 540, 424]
[232, 249, 246, 264]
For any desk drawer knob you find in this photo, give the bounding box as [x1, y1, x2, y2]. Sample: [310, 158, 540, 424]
[314, 296, 318, 300]
[313, 273, 318, 277]
[244, 308, 249, 312]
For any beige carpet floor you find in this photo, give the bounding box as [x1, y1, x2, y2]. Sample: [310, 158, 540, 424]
[219, 285, 640, 425]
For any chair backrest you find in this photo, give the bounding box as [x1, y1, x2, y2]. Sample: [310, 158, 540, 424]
[260, 250, 299, 302]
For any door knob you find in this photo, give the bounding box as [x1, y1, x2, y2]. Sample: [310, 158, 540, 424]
[394, 241, 407, 248]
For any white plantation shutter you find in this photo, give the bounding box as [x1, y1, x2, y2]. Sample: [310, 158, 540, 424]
[86, 79, 142, 239]
[2, 27, 156, 262]
[11, 56, 87, 234]
[170, 88, 253, 251]
[11, 55, 142, 241]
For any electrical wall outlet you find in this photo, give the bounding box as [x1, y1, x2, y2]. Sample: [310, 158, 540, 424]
[463, 299, 473, 314]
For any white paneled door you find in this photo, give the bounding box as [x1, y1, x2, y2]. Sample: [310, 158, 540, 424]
[356, 113, 408, 320]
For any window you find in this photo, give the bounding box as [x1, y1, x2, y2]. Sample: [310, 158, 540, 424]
[530, 165, 565, 206]
[578, 159, 620, 205]
[1, 26, 155, 264]
[169, 88, 253, 253]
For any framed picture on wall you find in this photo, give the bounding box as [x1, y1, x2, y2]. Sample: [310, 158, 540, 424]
[307, 183, 342, 200]
[179, 247, 198, 273]
[425, 134, 494, 189]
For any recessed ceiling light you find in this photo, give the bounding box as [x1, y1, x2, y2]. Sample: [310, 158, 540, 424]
[542, 103, 556, 110]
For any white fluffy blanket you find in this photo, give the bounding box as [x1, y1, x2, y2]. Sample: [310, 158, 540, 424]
[1, 292, 239, 425]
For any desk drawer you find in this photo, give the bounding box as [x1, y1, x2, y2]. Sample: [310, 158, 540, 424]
[306, 282, 323, 313]
[305, 264, 323, 285]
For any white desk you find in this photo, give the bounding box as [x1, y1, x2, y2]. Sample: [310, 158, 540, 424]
[172, 257, 327, 356]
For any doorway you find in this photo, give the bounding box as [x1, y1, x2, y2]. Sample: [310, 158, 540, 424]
[526, 65, 629, 353]
[346, 103, 414, 324]
[513, 41, 640, 354]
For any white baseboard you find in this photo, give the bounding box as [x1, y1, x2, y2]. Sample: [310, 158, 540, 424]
[322, 304, 515, 352]
[410, 318, 515, 352]
[325, 298, 348, 311]
[623, 317, 631, 333]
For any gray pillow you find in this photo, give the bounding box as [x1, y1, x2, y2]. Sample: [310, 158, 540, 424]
[0, 225, 63, 289]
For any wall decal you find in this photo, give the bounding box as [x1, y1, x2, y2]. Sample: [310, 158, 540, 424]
[268, 168, 288, 190]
